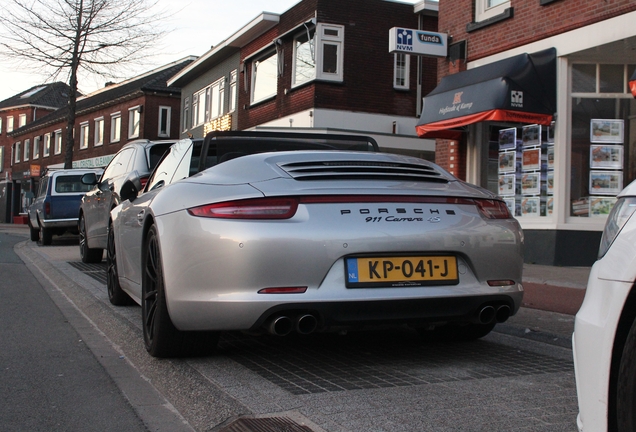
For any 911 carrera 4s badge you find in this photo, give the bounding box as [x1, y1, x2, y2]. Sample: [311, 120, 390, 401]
[345, 255, 459, 288]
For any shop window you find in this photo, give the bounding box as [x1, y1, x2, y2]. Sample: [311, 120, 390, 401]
[251, 50, 278, 104]
[19, 114, 26, 128]
[475, 0, 510, 22]
[316, 24, 344, 82]
[43, 133, 51, 157]
[94, 117, 104, 146]
[111, 112, 121, 143]
[54, 130, 62, 155]
[79, 122, 90, 149]
[229, 71, 237, 113]
[128, 106, 141, 139]
[394, 53, 410, 90]
[293, 28, 316, 87]
[486, 123, 554, 218]
[572, 63, 634, 94]
[33, 136, 40, 159]
[24, 138, 30, 161]
[158, 106, 171, 137]
[15, 142, 21, 163]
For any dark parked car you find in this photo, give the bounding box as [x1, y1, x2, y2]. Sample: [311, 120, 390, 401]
[78, 139, 173, 263]
[27, 168, 103, 245]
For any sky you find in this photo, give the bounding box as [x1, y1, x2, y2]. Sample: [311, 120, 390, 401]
[0, 0, 422, 102]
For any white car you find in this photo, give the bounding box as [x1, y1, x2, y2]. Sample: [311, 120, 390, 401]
[574, 179, 636, 431]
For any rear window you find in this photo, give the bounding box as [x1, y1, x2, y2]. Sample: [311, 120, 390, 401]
[147, 143, 173, 171]
[54, 175, 93, 193]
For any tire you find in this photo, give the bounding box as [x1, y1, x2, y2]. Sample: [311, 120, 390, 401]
[142, 225, 219, 358]
[617, 317, 636, 431]
[28, 221, 39, 242]
[418, 322, 496, 343]
[106, 221, 133, 306]
[40, 225, 53, 246]
[79, 214, 103, 263]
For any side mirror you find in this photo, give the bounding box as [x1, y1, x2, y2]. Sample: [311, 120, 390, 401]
[119, 171, 143, 203]
[81, 172, 99, 186]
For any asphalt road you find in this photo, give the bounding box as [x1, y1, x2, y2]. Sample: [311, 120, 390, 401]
[1, 227, 580, 432]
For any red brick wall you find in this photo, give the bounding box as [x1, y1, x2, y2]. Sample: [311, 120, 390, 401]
[238, 0, 434, 130]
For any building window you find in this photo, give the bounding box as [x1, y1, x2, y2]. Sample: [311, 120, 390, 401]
[192, 88, 207, 127]
[18, 113, 26, 128]
[24, 138, 30, 161]
[94, 117, 104, 146]
[475, 0, 510, 22]
[182, 97, 190, 132]
[0, 117, 3, 134]
[111, 112, 121, 143]
[128, 106, 141, 139]
[293, 28, 316, 87]
[7, 116, 14, 133]
[316, 23, 344, 82]
[79, 122, 90, 149]
[251, 50, 278, 104]
[394, 53, 410, 90]
[33, 136, 40, 159]
[14, 142, 21, 163]
[54, 130, 62, 155]
[209, 78, 225, 120]
[569, 62, 635, 218]
[0, 147, 3, 172]
[43, 133, 51, 157]
[229, 70, 237, 112]
[158, 106, 171, 137]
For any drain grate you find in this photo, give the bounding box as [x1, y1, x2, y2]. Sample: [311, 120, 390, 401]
[219, 331, 573, 395]
[68, 261, 107, 285]
[219, 417, 314, 432]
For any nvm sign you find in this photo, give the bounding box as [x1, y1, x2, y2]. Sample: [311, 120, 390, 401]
[389, 27, 447, 58]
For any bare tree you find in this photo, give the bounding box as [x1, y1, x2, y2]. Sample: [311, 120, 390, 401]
[0, 0, 168, 168]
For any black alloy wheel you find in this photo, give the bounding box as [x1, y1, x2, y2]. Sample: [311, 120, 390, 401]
[617, 317, 636, 431]
[142, 225, 219, 358]
[79, 214, 103, 263]
[106, 221, 133, 305]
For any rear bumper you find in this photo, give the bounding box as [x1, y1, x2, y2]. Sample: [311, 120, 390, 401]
[39, 218, 78, 229]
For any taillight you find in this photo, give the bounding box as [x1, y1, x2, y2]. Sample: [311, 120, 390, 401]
[45, 202, 50, 216]
[475, 199, 512, 219]
[188, 197, 299, 219]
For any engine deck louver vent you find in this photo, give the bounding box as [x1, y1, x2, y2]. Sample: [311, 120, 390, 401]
[278, 160, 449, 183]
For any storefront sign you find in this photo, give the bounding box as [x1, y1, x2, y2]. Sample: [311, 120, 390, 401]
[72, 155, 114, 169]
[388, 28, 447, 57]
[30, 165, 41, 177]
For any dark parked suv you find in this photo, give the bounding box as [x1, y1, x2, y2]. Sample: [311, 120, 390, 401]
[78, 139, 173, 263]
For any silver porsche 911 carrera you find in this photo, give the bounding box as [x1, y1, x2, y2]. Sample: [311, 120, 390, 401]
[108, 131, 524, 357]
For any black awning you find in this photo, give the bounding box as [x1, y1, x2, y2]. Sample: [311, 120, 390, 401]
[630, 68, 636, 97]
[416, 48, 556, 139]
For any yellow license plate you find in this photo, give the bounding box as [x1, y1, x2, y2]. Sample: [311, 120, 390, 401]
[346, 256, 458, 288]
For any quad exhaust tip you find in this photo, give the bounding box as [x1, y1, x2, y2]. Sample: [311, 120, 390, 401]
[267, 314, 318, 336]
[268, 316, 293, 336]
[478, 304, 512, 325]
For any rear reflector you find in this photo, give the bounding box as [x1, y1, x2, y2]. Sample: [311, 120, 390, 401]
[258, 287, 308, 294]
[188, 197, 299, 219]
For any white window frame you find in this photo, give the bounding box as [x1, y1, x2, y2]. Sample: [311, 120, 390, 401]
[0, 147, 4, 172]
[7, 116, 14, 133]
[110, 112, 121, 143]
[251, 49, 278, 104]
[128, 106, 141, 139]
[475, 0, 510, 22]
[24, 138, 30, 161]
[54, 129, 62, 155]
[43, 133, 51, 157]
[192, 88, 207, 127]
[158, 106, 171, 137]
[182, 98, 190, 132]
[15, 142, 21, 163]
[394, 53, 410, 90]
[0, 117, 3, 134]
[18, 113, 26, 128]
[209, 78, 225, 121]
[229, 70, 237, 112]
[33, 136, 40, 159]
[94, 117, 104, 146]
[315, 23, 345, 82]
[79, 121, 90, 149]
[292, 28, 316, 87]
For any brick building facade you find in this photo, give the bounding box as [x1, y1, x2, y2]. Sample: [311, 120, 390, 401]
[420, 0, 636, 265]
